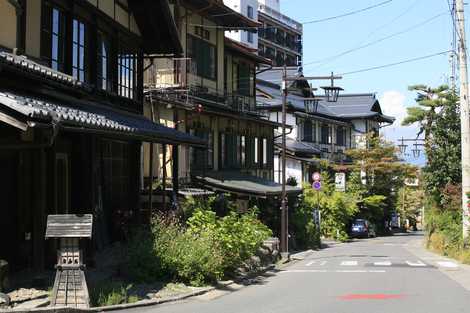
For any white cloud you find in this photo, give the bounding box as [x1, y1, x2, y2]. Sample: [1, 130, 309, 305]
[379, 90, 407, 125]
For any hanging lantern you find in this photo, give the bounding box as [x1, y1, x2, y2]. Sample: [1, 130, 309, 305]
[321, 72, 343, 102]
[412, 143, 421, 158]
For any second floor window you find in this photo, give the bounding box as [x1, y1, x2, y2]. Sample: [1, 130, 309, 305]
[247, 31, 254, 43]
[336, 126, 346, 146]
[187, 35, 216, 80]
[118, 44, 137, 99]
[97, 33, 110, 91]
[72, 19, 87, 82]
[302, 120, 314, 142]
[321, 124, 330, 144]
[42, 6, 66, 72]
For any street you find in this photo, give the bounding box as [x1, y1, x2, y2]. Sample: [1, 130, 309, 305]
[124, 233, 470, 313]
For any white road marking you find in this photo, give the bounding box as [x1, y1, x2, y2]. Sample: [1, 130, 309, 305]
[281, 269, 386, 274]
[306, 261, 316, 266]
[373, 261, 392, 266]
[340, 261, 358, 266]
[319, 261, 327, 266]
[437, 261, 459, 268]
[406, 260, 427, 267]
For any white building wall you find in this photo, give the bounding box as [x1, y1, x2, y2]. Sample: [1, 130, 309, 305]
[274, 154, 302, 186]
[258, 0, 280, 11]
[224, 0, 259, 50]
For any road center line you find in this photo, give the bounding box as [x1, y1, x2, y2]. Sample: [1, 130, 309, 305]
[374, 261, 392, 266]
[306, 261, 316, 266]
[406, 260, 427, 267]
[341, 261, 358, 266]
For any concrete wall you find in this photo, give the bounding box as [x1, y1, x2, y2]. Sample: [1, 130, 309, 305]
[224, 0, 259, 50]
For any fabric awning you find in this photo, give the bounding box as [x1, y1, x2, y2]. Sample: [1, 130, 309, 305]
[0, 91, 206, 147]
[193, 171, 302, 197]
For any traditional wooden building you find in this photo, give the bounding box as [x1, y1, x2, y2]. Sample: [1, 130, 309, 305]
[143, 0, 300, 211]
[256, 69, 395, 187]
[0, 0, 204, 272]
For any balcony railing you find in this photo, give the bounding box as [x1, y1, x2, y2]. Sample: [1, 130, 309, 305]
[258, 4, 303, 32]
[147, 85, 265, 117]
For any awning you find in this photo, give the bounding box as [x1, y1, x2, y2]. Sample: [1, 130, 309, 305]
[274, 136, 321, 156]
[0, 91, 206, 147]
[193, 171, 302, 197]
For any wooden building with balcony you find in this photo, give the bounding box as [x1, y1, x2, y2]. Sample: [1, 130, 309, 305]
[0, 0, 205, 273]
[143, 0, 301, 211]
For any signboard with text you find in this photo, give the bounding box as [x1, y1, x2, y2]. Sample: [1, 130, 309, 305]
[335, 173, 346, 192]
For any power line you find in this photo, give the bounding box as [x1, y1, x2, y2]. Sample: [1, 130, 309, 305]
[303, 12, 447, 68]
[193, 0, 394, 29]
[338, 50, 451, 76]
[301, 0, 394, 24]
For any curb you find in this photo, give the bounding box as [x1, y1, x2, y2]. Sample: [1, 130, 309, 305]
[1, 264, 280, 313]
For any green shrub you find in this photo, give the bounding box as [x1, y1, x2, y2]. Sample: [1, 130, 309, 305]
[291, 195, 321, 249]
[90, 282, 139, 307]
[187, 208, 272, 270]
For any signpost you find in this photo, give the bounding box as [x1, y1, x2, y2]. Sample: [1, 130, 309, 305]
[313, 181, 322, 191]
[335, 173, 346, 192]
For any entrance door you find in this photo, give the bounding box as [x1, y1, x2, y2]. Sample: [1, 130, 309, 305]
[55, 153, 70, 214]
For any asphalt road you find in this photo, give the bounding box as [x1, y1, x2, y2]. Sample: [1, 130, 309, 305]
[124, 232, 470, 313]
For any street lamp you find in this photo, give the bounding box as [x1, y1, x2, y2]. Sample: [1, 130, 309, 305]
[280, 66, 343, 257]
[412, 143, 421, 158]
[321, 72, 344, 102]
[398, 137, 407, 154]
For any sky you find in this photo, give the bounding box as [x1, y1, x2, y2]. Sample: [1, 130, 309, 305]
[280, 0, 460, 165]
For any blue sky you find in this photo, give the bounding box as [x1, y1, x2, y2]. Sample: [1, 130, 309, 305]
[280, 0, 459, 165]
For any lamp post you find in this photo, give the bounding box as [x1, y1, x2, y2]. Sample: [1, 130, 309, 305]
[279, 66, 343, 257]
[397, 137, 425, 159]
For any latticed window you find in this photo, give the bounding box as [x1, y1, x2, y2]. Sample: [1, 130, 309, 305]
[72, 19, 87, 82]
[41, 5, 66, 72]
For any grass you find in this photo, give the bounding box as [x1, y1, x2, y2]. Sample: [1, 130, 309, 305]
[89, 282, 140, 307]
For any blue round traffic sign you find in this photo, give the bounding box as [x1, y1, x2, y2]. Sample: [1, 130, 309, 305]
[313, 181, 321, 190]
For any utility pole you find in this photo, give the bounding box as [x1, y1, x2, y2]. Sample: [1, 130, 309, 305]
[456, 0, 470, 239]
[280, 65, 288, 257]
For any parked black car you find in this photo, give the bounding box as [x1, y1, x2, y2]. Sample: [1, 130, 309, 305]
[350, 219, 376, 238]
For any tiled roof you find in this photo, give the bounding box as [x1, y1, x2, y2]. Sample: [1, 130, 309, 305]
[0, 51, 88, 89]
[274, 135, 321, 156]
[0, 91, 206, 147]
[193, 171, 301, 197]
[256, 77, 395, 124]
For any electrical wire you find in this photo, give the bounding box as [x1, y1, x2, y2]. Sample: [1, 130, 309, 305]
[303, 11, 447, 68]
[193, 0, 394, 29]
[301, 0, 394, 25]
[338, 50, 451, 76]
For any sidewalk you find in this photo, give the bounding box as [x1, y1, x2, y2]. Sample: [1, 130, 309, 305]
[406, 236, 470, 292]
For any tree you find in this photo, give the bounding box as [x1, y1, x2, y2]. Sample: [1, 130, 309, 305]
[402, 85, 448, 161]
[343, 135, 418, 232]
[404, 85, 461, 206]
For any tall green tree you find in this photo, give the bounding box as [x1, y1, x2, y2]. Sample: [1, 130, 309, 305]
[404, 85, 461, 206]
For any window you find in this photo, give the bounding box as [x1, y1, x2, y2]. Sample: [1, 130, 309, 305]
[262, 138, 268, 166]
[302, 120, 313, 142]
[191, 129, 213, 170]
[42, 6, 66, 72]
[102, 140, 131, 210]
[247, 5, 254, 18]
[220, 133, 226, 168]
[321, 124, 330, 144]
[72, 19, 87, 82]
[336, 126, 345, 146]
[97, 32, 110, 91]
[247, 31, 253, 43]
[187, 35, 216, 80]
[118, 43, 137, 99]
[254, 137, 259, 164]
[241, 135, 246, 167]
